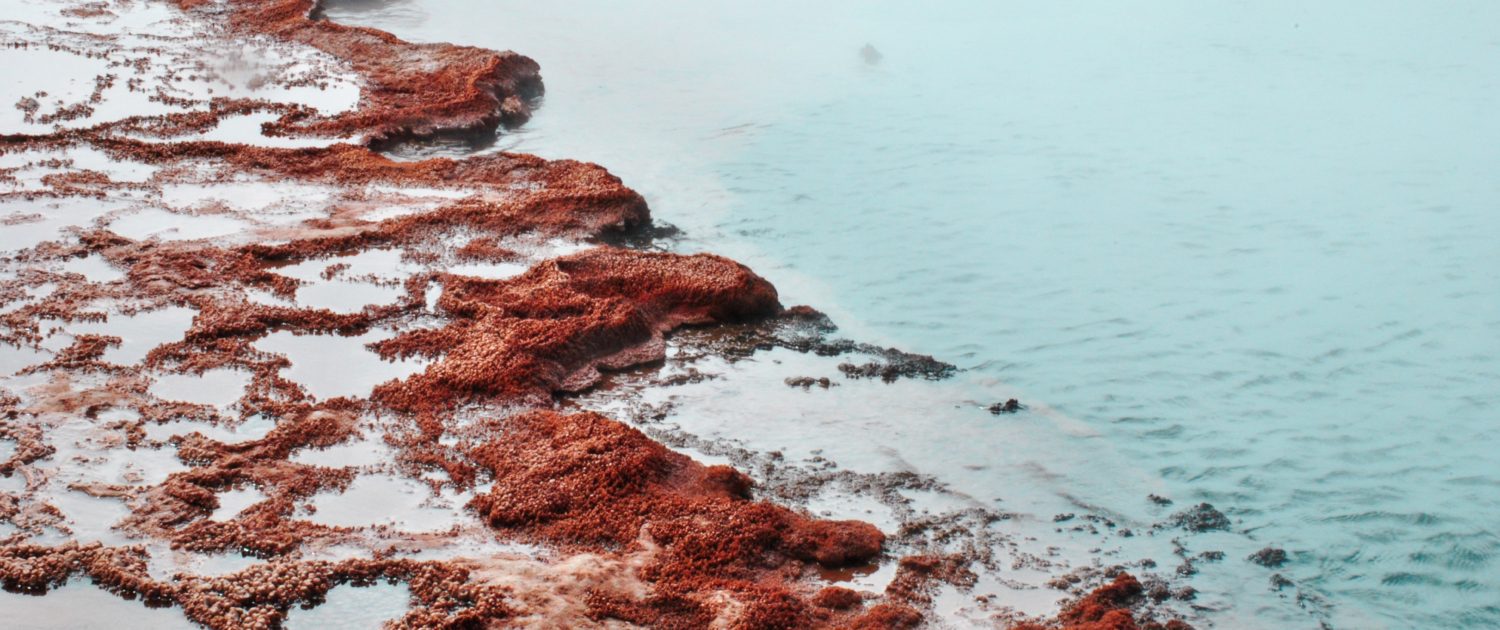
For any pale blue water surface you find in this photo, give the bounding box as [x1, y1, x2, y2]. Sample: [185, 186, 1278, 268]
[326, 1, 1500, 627]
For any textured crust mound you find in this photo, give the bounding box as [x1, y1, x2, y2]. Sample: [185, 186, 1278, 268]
[468, 409, 884, 626]
[375, 248, 781, 411]
[173, 0, 544, 145]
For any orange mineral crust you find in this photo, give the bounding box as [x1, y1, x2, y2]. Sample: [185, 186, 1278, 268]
[374, 249, 781, 412]
[0, 1, 1196, 629]
[169, 0, 544, 145]
[466, 409, 886, 627]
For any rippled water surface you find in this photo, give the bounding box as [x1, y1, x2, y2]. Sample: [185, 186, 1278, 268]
[328, 1, 1500, 626]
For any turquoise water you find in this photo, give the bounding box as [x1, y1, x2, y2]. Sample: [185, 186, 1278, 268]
[327, 1, 1500, 626]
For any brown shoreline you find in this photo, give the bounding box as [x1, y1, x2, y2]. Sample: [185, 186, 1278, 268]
[0, 1, 1188, 628]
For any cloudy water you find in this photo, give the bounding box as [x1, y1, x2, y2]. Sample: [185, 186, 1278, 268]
[325, 1, 1500, 627]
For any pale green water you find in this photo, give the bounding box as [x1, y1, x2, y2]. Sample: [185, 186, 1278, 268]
[327, 1, 1500, 626]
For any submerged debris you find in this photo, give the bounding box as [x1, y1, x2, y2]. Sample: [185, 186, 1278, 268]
[988, 398, 1024, 414]
[785, 376, 836, 389]
[1248, 547, 1289, 568]
[1166, 503, 1231, 532]
[674, 306, 957, 382]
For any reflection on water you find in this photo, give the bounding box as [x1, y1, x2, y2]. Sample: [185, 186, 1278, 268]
[330, 0, 1500, 627]
[253, 329, 430, 401]
[283, 580, 413, 630]
[315, 0, 427, 30]
[303, 473, 468, 532]
[0, 580, 198, 630]
[149, 368, 252, 410]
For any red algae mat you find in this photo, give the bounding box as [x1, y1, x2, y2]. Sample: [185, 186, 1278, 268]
[0, 1, 1191, 628]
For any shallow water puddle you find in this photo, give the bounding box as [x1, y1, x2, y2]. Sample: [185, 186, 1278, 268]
[295, 280, 406, 313]
[32, 455, 184, 546]
[0, 197, 131, 253]
[59, 255, 127, 284]
[176, 112, 353, 149]
[254, 329, 430, 400]
[437, 237, 590, 280]
[284, 580, 413, 630]
[277, 248, 412, 282]
[43, 416, 188, 487]
[106, 208, 253, 242]
[0, 470, 26, 495]
[304, 474, 465, 532]
[188, 551, 267, 578]
[245, 287, 296, 307]
[161, 179, 336, 217]
[201, 44, 362, 116]
[0, 147, 160, 184]
[0, 342, 50, 376]
[150, 368, 251, 409]
[68, 305, 196, 366]
[41, 488, 134, 546]
[212, 486, 268, 521]
[58, 147, 161, 182]
[509, 237, 591, 261]
[359, 200, 449, 222]
[291, 436, 396, 469]
[273, 248, 413, 312]
[0, 47, 114, 134]
[145, 543, 265, 581]
[0, 580, 197, 630]
[818, 558, 899, 594]
[144, 414, 277, 444]
[444, 261, 529, 280]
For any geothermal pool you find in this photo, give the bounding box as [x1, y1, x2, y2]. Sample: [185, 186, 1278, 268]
[1, 0, 1496, 628]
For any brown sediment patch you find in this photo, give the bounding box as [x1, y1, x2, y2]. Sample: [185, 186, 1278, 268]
[373, 248, 781, 413]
